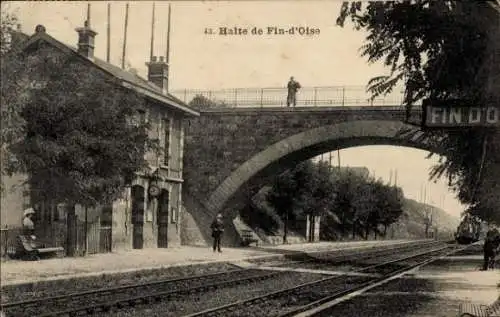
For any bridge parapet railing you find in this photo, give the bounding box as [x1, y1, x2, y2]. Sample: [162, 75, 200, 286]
[171, 86, 408, 108]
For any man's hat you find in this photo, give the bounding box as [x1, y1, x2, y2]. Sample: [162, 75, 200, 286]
[23, 208, 35, 217]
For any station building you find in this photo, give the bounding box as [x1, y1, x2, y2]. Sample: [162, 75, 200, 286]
[1, 20, 199, 256]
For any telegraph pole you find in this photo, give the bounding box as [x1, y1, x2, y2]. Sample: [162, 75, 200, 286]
[121, 3, 130, 69]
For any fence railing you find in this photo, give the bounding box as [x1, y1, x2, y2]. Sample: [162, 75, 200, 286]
[68, 221, 112, 256]
[171, 86, 407, 108]
[1, 227, 22, 258]
[1, 223, 112, 259]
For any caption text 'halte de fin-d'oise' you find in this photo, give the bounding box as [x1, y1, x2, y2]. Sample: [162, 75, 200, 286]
[204, 26, 321, 36]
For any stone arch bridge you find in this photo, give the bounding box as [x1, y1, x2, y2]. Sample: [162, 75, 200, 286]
[182, 105, 438, 223]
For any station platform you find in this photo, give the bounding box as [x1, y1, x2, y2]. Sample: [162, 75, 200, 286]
[310, 252, 500, 317]
[0, 239, 415, 286]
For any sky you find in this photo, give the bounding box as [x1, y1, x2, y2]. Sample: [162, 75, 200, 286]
[2, 1, 467, 218]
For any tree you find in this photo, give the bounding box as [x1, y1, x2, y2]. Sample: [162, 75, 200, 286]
[267, 161, 336, 243]
[294, 161, 336, 241]
[466, 200, 500, 225]
[337, 1, 500, 224]
[373, 184, 404, 237]
[369, 183, 404, 239]
[5, 44, 155, 211]
[1, 9, 28, 193]
[333, 168, 368, 238]
[188, 94, 228, 110]
[265, 161, 406, 241]
[267, 167, 299, 243]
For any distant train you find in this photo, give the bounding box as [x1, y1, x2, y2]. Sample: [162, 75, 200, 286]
[455, 215, 482, 244]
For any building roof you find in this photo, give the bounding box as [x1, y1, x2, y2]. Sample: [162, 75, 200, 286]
[21, 28, 199, 117]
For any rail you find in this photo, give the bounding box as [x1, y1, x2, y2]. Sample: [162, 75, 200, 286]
[170, 85, 408, 108]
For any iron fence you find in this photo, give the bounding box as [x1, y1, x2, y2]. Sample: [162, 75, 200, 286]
[171, 86, 407, 108]
[68, 221, 112, 256]
[0, 227, 22, 258]
[1, 222, 112, 259]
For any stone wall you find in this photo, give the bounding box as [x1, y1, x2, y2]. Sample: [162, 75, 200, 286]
[183, 107, 427, 219]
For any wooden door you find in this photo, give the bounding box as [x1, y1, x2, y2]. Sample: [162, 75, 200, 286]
[157, 189, 169, 248]
[131, 186, 145, 249]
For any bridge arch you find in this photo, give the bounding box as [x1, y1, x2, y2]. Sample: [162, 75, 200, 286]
[205, 120, 443, 215]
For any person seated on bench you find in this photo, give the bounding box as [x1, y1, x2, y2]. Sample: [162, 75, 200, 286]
[22, 208, 37, 241]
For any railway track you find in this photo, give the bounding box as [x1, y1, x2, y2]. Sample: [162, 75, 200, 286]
[269, 240, 442, 270]
[181, 244, 462, 317]
[0, 240, 445, 317]
[1, 268, 284, 317]
[252, 240, 439, 267]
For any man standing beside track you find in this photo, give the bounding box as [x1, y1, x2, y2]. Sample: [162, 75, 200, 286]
[482, 225, 500, 270]
[211, 213, 224, 253]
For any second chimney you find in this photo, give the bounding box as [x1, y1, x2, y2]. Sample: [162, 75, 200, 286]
[75, 20, 98, 60]
[146, 55, 169, 94]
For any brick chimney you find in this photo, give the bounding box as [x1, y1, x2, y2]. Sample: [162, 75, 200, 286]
[75, 20, 97, 59]
[146, 55, 169, 94]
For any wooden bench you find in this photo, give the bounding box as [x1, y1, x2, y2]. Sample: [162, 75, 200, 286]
[459, 300, 500, 317]
[240, 229, 259, 247]
[15, 235, 64, 260]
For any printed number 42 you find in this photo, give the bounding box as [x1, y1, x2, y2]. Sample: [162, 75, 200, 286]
[204, 28, 214, 35]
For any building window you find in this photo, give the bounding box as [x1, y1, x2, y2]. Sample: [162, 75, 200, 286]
[163, 118, 171, 166]
[171, 207, 177, 223]
[130, 109, 146, 127]
[137, 109, 146, 125]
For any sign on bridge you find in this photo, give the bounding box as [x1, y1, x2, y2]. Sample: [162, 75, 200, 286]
[422, 99, 499, 128]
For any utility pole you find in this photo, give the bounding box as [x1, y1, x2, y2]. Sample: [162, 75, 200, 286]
[166, 3, 172, 64]
[106, 3, 111, 63]
[149, 2, 156, 61]
[121, 3, 130, 69]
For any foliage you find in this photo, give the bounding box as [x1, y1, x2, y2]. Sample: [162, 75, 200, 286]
[374, 184, 405, 234]
[1, 9, 27, 192]
[293, 161, 336, 216]
[266, 165, 301, 223]
[466, 200, 500, 225]
[337, 1, 500, 224]
[188, 94, 228, 110]
[4, 42, 154, 208]
[266, 161, 405, 239]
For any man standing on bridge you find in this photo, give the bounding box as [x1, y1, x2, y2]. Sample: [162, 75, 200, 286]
[287, 76, 301, 107]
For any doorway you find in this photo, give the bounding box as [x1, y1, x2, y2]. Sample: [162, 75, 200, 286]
[157, 189, 169, 248]
[131, 185, 145, 249]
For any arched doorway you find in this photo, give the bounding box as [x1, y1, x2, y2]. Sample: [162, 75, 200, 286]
[157, 189, 169, 248]
[131, 185, 145, 249]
